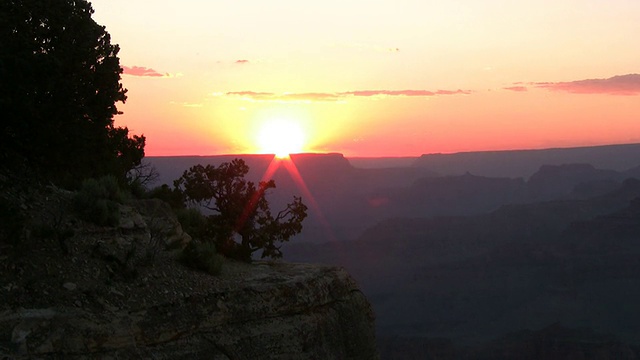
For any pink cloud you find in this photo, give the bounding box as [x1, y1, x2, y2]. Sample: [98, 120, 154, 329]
[534, 74, 640, 95]
[122, 65, 181, 78]
[343, 89, 470, 97]
[224, 89, 470, 102]
[235, 59, 249, 64]
[225, 91, 341, 102]
[225, 91, 278, 101]
[504, 86, 528, 92]
[122, 66, 164, 77]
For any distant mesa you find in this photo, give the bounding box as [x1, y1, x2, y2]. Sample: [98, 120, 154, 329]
[289, 153, 353, 172]
[414, 143, 640, 178]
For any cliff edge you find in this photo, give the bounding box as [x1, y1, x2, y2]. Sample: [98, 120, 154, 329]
[1, 263, 377, 359]
[0, 191, 378, 359]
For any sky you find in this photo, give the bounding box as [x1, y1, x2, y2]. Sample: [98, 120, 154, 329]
[91, 0, 640, 157]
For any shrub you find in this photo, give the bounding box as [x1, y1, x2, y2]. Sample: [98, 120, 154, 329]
[98, 175, 128, 203]
[128, 179, 147, 199]
[126, 161, 159, 198]
[147, 184, 185, 210]
[74, 175, 126, 226]
[176, 207, 209, 240]
[179, 241, 223, 275]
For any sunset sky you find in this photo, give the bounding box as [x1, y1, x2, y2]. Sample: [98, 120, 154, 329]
[91, 0, 640, 157]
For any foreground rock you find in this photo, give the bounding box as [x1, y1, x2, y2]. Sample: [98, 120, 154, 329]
[0, 189, 378, 359]
[1, 261, 378, 359]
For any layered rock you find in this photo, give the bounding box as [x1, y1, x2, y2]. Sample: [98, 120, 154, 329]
[1, 263, 378, 359]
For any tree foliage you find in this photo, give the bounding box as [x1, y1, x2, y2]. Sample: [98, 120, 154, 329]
[0, 0, 144, 187]
[174, 159, 308, 262]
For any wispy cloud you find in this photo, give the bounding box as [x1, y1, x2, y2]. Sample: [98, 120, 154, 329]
[122, 65, 179, 78]
[235, 59, 250, 64]
[533, 74, 640, 95]
[343, 89, 470, 97]
[225, 91, 281, 101]
[224, 91, 342, 102]
[503, 86, 528, 92]
[222, 89, 470, 102]
[280, 93, 343, 101]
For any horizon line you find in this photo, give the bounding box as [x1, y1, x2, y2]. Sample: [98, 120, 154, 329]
[144, 141, 640, 158]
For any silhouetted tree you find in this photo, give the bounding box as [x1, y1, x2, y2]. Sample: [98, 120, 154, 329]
[0, 0, 144, 187]
[174, 159, 308, 262]
[127, 160, 160, 192]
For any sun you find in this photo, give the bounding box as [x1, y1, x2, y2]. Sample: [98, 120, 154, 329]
[256, 119, 306, 158]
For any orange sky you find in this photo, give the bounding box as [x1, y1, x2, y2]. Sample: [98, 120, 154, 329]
[91, 0, 640, 157]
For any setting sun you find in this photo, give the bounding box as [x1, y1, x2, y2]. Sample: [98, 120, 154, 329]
[256, 119, 306, 158]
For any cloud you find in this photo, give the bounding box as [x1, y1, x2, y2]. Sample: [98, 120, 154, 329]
[281, 93, 343, 102]
[503, 86, 528, 92]
[343, 89, 470, 97]
[122, 65, 178, 78]
[235, 59, 249, 64]
[223, 88, 470, 102]
[534, 74, 640, 95]
[224, 91, 341, 103]
[225, 91, 279, 101]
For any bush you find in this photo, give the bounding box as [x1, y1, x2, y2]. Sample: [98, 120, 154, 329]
[176, 207, 209, 240]
[126, 161, 159, 198]
[128, 179, 147, 199]
[98, 175, 128, 203]
[74, 175, 127, 226]
[179, 241, 223, 275]
[147, 184, 185, 209]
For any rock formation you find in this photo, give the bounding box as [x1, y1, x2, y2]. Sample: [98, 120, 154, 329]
[0, 190, 379, 359]
[1, 263, 378, 359]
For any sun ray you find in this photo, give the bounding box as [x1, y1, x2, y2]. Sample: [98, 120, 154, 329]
[282, 157, 337, 242]
[233, 155, 283, 233]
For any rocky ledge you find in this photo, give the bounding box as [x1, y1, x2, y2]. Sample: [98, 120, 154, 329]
[0, 191, 378, 359]
[2, 262, 378, 359]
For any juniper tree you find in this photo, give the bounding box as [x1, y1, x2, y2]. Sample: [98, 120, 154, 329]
[0, 0, 144, 187]
[174, 159, 308, 262]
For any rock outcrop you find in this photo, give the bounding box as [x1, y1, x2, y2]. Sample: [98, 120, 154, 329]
[1, 262, 378, 359]
[0, 189, 378, 359]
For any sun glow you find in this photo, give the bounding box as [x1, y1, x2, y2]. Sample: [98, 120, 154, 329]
[256, 119, 306, 158]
